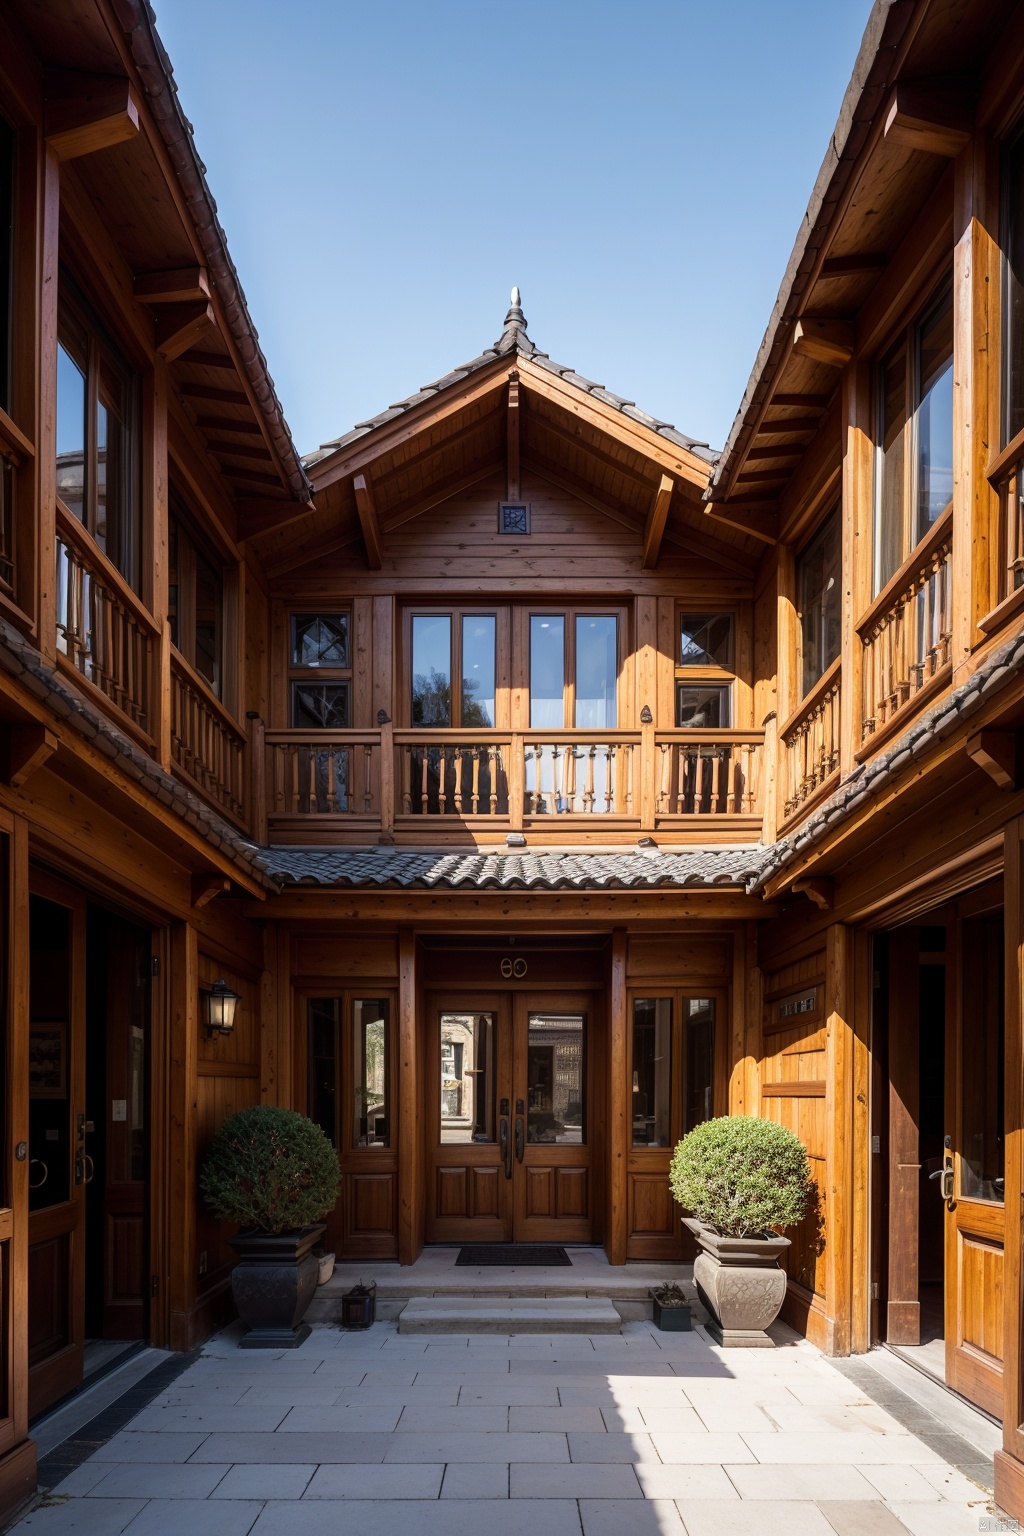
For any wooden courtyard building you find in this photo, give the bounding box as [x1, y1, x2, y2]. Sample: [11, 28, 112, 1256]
[4, 0, 1024, 1520]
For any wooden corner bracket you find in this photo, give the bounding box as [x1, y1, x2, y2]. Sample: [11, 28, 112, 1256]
[191, 874, 231, 909]
[792, 876, 834, 911]
[44, 71, 140, 161]
[3, 725, 57, 790]
[966, 730, 1022, 791]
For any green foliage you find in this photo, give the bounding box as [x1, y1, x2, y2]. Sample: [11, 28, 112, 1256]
[668, 1115, 812, 1238]
[200, 1106, 340, 1235]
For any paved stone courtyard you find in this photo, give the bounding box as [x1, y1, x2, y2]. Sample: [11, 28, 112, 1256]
[10, 1320, 1004, 1536]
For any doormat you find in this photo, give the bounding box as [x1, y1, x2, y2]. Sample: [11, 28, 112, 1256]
[455, 1245, 572, 1267]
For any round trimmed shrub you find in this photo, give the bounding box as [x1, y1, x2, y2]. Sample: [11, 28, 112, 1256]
[668, 1115, 812, 1237]
[200, 1106, 340, 1235]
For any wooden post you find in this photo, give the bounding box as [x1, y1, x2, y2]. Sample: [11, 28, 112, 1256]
[824, 922, 854, 1356]
[607, 928, 628, 1265]
[37, 148, 60, 663]
[995, 817, 1024, 1518]
[886, 929, 921, 1344]
[378, 715, 394, 835]
[396, 929, 422, 1264]
[167, 921, 198, 1351]
[639, 717, 656, 831]
[157, 619, 172, 775]
[248, 713, 266, 844]
[508, 733, 524, 831]
[841, 362, 871, 773]
[850, 928, 873, 1355]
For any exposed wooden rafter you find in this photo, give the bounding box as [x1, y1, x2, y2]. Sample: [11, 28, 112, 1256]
[792, 317, 855, 368]
[237, 497, 313, 541]
[191, 874, 231, 909]
[884, 80, 972, 158]
[352, 473, 384, 570]
[642, 475, 674, 571]
[773, 394, 830, 410]
[703, 503, 778, 546]
[818, 253, 887, 279]
[195, 417, 263, 435]
[135, 267, 211, 304]
[4, 726, 57, 790]
[967, 730, 1021, 791]
[44, 71, 139, 161]
[156, 302, 216, 363]
[507, 370, 520, 501]
[757, 417, 822, 436]
[380, 460, 503, 533]
[660, 524, 759, 578]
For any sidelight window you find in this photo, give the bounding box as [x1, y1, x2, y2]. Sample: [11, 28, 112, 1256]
[630, 994, 716, 1148]
[632, 998, 671, 1146]
[307, 994, 391, 1152]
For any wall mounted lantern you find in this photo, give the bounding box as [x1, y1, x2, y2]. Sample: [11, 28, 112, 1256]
[203, 979, 242, 1037]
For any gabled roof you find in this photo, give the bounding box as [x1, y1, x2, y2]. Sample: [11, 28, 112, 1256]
[305, 289, 718, 471]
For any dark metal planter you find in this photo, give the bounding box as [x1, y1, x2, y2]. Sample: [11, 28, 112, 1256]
[340, 1281, 377, 1330]
[229, 1223, 325, 1348]
[650, 1293, 692, 1331]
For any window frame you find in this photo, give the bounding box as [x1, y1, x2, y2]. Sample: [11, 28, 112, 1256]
[288, 610, 353, 730]
[405, 605, 501, 730]
[872, 278, 954, 598]
[627, 987, 724, 1153]
[168, 488, 226, 701]
[1002, 119, 1024, 449]
[526, 605, 625, 730]
[674, 608, 736, 728]
[304, 989, 396, 1155]
[795, 504, 842, 701]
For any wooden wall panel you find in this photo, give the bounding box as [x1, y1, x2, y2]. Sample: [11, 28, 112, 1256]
[626, 935, 730, 981]
[293, 934, 398, 981]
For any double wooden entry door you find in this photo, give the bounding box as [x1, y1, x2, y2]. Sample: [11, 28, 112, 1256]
[425, 991, 597, 1245]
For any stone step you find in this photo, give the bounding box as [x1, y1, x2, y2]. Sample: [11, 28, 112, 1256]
[397, 1295, 622, 1335]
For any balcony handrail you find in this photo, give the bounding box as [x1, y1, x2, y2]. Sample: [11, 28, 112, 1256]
[653, 727, 765, 745]
[856, 503, 953, 639]
[779, 657, 842, 745]
[169, 647, 246, 745]
[55, 501, 161, 641]
[265, 727, 383, 745]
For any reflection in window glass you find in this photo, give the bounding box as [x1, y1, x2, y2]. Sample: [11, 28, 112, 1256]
[194, 545, 222, 693]
[307, 998, 339, 1146]
[680, 614, 733, 669]
[875, 345, 907, 594]
[632, 998, 671, 1147]
[575, 615, 617, 727]
[798, 508, 841, 698]
[352, 999, 388, 1148]
[527, 1014, 585, 1144]
[530, 615, 564, 728]
[292, 681, 350, 729]
[684, 997, 715, 1133]
[960, 916, 1004, 1202]
[439, 1013, 495, 1144]
[1007, 131, 1024, 443]
[412, 614, 452, 726]
[292, 615, 349, 668]
[56, 342, 86, 522]
[461, 615, 495, 727]
[916, 293, 954, 539]
[676, 685, 730, 728]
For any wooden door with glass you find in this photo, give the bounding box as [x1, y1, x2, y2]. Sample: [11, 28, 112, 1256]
[425, 991, 597, 1244]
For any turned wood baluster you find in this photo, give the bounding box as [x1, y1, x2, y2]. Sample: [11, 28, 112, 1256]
[623, 744, 633, 815]
[419, 747, 429, 814]
[453, 749, 464, 814]
[605, 744, 615, 814]
[437, 747, 447, 814]
[471, 748, 481, 814]
[363, 744, 373, 813]
[489, 746, 499, 815]
[402, 746, 412, 814]
[583, 745, 596, 813]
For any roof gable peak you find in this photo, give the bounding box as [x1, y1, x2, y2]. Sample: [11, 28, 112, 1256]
[494, 285, 535, 358]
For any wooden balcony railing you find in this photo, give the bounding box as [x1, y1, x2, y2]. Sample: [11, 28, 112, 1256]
[860, 510, 952, 744]
[654, 730, 762, 817]
[55, 503, 159, 746]
[398, 731, 511, 818]
[780, 661, 841, 823]
[170, 651, 247, 827]
[266, 730, 382, 825]
[524, 733, 639, 816]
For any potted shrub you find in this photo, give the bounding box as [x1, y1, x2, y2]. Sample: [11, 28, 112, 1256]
[669, 1115, 812, 1347]
[649, 1280, 691, 1332]
[201, 1105, 340, 1348]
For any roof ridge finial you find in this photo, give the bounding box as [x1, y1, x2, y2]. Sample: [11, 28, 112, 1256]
[495, 285, 531, 356]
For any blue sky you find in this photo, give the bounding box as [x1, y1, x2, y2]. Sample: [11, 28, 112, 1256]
[155, 1, 871, 459]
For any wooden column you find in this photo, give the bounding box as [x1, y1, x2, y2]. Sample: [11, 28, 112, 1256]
[824, 922, 855, 1355]
[167, 921, 199, 1350]
[146, 357, 171, 770]
[841, 362, 871, 774]
[996, 817, 1024, 1520]
[886, 930, 921, 1344]
[37, 148, 60, 663]
[952, 132, 1000, 674]
[850, 928, 873, 1355]
[607, 928, 628, 1265]
[396, 928, 422, 1264]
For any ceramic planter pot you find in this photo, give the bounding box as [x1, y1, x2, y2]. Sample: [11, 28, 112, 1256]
[683, 1216, 790, 1347]
[229, 1223, 325, 1348]
[650, 1293, 692, 1331]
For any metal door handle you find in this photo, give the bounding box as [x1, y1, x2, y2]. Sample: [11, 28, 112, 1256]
[929, 1166, 954, 1201]
[499, 1117, 511, 1179]
[28, 1158, 48, 1190]
[514, 1116, 524, 1164]
[82, 1153, 95, 1185]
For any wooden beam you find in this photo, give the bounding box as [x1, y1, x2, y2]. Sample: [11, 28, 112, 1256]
[660, 523, 759, 578]
[772, 394, 831, 409]
[793, 317, 856, 368]
[135, 267, 211, 304]
[207, 441, 273, 461]
[4, 726, 57, 790]
[703, 503, 778, 546]
[230, 467, 289, 490]
[190, 874, 230, 909]
[736, 468, 790, 486]
[642, 474, 673, 571]
[819, 254, 887, 279]
[527, 458, 642, 535]
[758, 417, 822, 436]
[745, 445, 804, 461]
[44, 71, 139, 161]
[380, 459, 503, 533]
[352, 472, 384, 570]
[186, 352, 236, 371]
[196, 417, 263, 435]
[793, 876, 835, 911]
[156, 302, 216, 363]
[507, 371, 520, 501]
[967, 730, 1021, 791]
[236, 497, 313, 541]
[179, 384, 249, 407]
[884, 81, 972, 158]
[267, 530, 362, 578]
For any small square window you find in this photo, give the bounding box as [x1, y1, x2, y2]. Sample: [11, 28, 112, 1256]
[292, 614, 349, 668]
[679, 613, 733, 669]
[292, 682, 351, 729]
[498, 502, 531, 535]
[677, 684, 731, 728]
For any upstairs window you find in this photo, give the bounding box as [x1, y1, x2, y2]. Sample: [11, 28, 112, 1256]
[873, 285, 953, 594]
[676, 611, 733, 727]
[1004, 127, 1024, 444]
[56, 278, 140, 590]
[410, 610, 496, 727]
[529, 611, 619, 728]
[797, 507, 841, 697]
[169, 495, 224, 697]
[290, 613, 351, 728]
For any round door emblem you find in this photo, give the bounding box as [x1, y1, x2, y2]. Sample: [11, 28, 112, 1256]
[501, 958, 513, 977]
[500, 957, 528, 978]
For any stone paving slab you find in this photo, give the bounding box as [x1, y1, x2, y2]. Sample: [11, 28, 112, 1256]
[9, 1320, 1007, 1536]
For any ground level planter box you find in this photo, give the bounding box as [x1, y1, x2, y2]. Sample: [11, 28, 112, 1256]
[650, 1291, 692, 1331]
[229, 1223, 325, 1349]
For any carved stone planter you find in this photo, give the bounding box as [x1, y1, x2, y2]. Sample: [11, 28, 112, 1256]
[683, 1216, 790, 1347]
[229, 1223, 325, 1348]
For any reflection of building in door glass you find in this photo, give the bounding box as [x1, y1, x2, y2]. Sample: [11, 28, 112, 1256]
[527, 1015, 584, 1145]
[439, 1013, 494, 1144]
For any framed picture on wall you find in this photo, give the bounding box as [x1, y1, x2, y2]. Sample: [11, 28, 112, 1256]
[29, 1023, 67, 1098]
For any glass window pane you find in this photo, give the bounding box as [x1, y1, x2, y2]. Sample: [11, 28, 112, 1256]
[798, 508, 842, 697]
[0, 115, 12, 414]
[461, 615, 495, 727]
[194, 545, 222, 694]
[632, 998, 671, 1147]
[292, 681, 350, 729]
[916, 293, 953, 539]
[308, 998, 339, 1146]
[530, 615, 565, 728]
[676, 685, 730, 728]
[684, 997, 715, 1133]
[1007, 132, 1024, 444]
[56, 340, 86, 522]
[168, 520, 179, 651]
[575, 615, 617, 728]
[875, 346, 906, 594]
[412, 614, 451, 726]
[439, 1012, 495, 1143]
[292, 614, 349, 668]
[527, 1013, 584, 1144]
[960, 916, 1004, 1202]
[352, 999, 388, 1148]
[679, 613, 733, 669]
